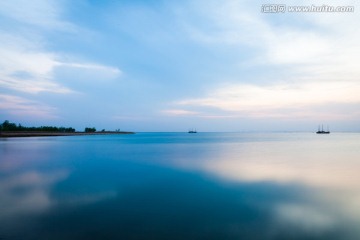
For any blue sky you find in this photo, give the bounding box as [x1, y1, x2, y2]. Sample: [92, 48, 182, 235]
[1, 0, 360, 132]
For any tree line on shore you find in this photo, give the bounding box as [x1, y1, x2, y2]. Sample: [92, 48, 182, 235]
[0, 120, 99, 133]
[0, 120, 76, 132]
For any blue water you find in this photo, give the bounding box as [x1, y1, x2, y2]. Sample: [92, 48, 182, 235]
[1, 132, 360, 239]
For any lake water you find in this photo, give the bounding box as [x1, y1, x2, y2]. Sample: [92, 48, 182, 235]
[1, 132, 360, 239]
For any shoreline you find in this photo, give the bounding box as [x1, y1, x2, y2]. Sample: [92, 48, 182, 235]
[0, 131, 135, 138]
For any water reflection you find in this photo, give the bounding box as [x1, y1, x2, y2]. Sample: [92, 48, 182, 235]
[1, 133, 360, 239]
[195, 139, 360, 188]
[0, 171, 68, 216]
[169, 133, 360, 239]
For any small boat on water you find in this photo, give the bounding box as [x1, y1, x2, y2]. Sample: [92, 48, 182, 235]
[316, 125, 330, 134]
[188, 129, 197, 133]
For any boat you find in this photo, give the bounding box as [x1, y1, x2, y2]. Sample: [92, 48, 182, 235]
[188, 129, 197, 133]
[316, 125, 330, 134]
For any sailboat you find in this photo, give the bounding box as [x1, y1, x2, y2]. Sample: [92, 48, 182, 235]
[316, 125, 330, 134]
[188, 128, 197, 133]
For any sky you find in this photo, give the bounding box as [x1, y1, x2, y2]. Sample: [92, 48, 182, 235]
[1, 0, 360, 132]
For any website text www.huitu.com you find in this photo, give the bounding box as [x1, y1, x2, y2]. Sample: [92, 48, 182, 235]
[261, 4, 354, 13]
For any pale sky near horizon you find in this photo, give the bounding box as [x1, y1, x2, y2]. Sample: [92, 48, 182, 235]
[1, 0, 360, 132]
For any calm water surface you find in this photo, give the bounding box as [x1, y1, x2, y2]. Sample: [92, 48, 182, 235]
[1, 132, 360, 239]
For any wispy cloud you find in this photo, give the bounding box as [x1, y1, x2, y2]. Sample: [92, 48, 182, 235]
[0, 94, 57, 118]
[167, 0, 360, 122]
[162, 109, 199, 116]
[0, 0, 123, 120]
[175, 81, 360, 120]
[178, 0, 360, 68]
[0, 26, 121, 94]
[0, 0, 75, 31]
[0, 32, 73, 94]
[1, 0, 359, 129]
[56, 62, 122, 82]
[178, 82, 360, 110]
[60, 63, 121, 74]
[112, 115, 147, 121]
